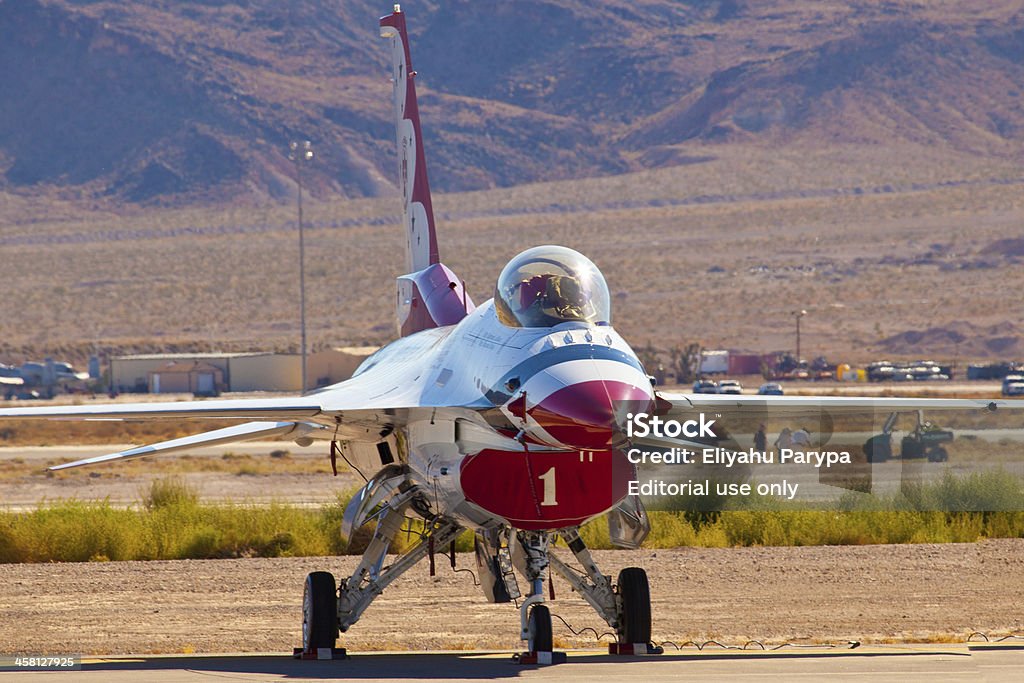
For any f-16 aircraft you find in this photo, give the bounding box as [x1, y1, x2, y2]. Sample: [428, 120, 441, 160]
[2, 5, 1022, 661]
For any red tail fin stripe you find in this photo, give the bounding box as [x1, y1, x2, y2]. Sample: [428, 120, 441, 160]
[380, 8, 440, 273]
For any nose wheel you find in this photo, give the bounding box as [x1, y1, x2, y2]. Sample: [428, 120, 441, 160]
[527, 604, 553, 653]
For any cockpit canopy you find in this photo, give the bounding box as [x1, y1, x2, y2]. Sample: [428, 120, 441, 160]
[494, 246, 611, 328]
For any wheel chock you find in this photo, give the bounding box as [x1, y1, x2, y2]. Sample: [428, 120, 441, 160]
[292, 647, 348, 660]
[608, 642, 663, 655]
[514, 650, 567, 665]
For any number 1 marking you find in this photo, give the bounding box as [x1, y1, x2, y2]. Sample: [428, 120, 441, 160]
[538, 467, 558, 506]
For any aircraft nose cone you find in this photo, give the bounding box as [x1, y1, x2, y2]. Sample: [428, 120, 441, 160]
[528, 379, 654, 450]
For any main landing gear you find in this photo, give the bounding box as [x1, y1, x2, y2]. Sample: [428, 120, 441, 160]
[294, 472, 463, 660]
[296, 518, 657, 663]
[546, 527, 661, 657]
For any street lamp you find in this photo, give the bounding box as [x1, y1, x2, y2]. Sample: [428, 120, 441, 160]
[289, 140, 314, 393]
[793, 309, 807, 364]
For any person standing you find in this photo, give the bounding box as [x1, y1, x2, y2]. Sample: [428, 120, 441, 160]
[754, 424, 768, 452]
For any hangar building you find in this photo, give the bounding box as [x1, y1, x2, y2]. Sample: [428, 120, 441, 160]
[111, 348, 376, 394]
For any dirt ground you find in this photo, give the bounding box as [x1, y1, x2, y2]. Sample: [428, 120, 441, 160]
[1, 435, 1022, 657]
[0, 540, 1021, 656]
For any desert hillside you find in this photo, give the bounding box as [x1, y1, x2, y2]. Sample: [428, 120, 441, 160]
[0, 1, 1022, 366]
[1, 0, 1022, 204]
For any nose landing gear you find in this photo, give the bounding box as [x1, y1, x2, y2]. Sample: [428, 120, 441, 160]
[515, 531, 567, 664]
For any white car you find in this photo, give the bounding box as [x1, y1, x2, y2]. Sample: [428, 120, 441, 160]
[693, 380, 719, 394]
[1003, 375, 1024, 397]
[718, 380, 743, 395]
[757, 383, 784, 395]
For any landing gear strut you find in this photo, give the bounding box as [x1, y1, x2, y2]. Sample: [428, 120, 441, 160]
[294, 481, 463, 660]
[548, 528, 661, 655]
[514, 531, 566, 664]
[295, 501, 658, 662]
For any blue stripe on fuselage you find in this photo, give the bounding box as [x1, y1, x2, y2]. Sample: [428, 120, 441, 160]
[485, 344, 645, 405]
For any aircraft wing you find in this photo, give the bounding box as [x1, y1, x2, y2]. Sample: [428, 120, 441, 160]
[47, 421, 320, 471]
[653, 392, 1024, 454]
[0, 396, 327, 422]
[657, 392, 1021, 415]
[0, 394, 473, 471]
[0, 393, 469, 425]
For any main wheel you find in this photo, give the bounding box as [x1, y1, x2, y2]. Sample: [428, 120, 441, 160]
[527, 604, 553, 653]
[617, 567, 652, 644]
[302, 571, 338, 651]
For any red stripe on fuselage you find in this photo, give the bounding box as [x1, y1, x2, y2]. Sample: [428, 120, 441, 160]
[459, 448, 635, 530]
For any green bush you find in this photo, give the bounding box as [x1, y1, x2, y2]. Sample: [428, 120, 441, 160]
[142, 476, 199, 511]
[899, 468, 1024, 512]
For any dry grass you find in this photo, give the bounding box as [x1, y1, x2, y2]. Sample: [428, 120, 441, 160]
[3, 500, 1021, 564]
[0, 450, 335, 482]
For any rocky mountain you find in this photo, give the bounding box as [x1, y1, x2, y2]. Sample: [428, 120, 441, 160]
[0, 0, 1022, 206]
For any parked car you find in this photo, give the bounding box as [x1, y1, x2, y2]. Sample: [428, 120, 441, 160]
[693, 380, 719, 394]
[1003, 375, 1024, 397]
[757, 382, 784, 395]
[718, 380, 743, 395]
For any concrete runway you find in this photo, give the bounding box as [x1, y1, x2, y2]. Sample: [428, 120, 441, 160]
[2, 644, 1022, 682]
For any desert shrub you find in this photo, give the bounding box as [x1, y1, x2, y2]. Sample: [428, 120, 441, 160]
[899, 468, 1023, 513]
[0, 501, 150, 562]
[644, 511, 703, 547]
[182, 526, 224, 559]
[0, 519, 28, 563]
[142, 476, 199, 511]
[578, 515, 612, 549]
[1, 487, 1022, 564]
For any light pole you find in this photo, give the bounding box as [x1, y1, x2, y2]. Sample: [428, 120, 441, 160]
[289, 140, 313, 393]
[793, 309, 807, 364]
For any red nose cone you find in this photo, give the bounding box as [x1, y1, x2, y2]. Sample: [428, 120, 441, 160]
[528, 380, 653, 450]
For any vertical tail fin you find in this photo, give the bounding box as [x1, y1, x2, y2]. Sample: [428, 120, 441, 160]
[380, 6, 474, 337]
[380, 5, 440, 274]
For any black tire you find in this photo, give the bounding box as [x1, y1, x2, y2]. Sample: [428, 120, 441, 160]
[302, 571, 337, 651]
[864, 435, 889, 463]
[902, 436, 923, 459]
[928, 447, 949, 463]
[617, 567, 652, 644]
[527, 604, 553, 653]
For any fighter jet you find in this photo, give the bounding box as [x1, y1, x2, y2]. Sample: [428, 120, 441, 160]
[1, 5, 1021, 660]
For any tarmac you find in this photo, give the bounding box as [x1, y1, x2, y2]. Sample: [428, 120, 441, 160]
[2, 644, 1022, 682]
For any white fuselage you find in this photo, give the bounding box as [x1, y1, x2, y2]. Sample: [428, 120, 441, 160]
[321, 299, 653, 531]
